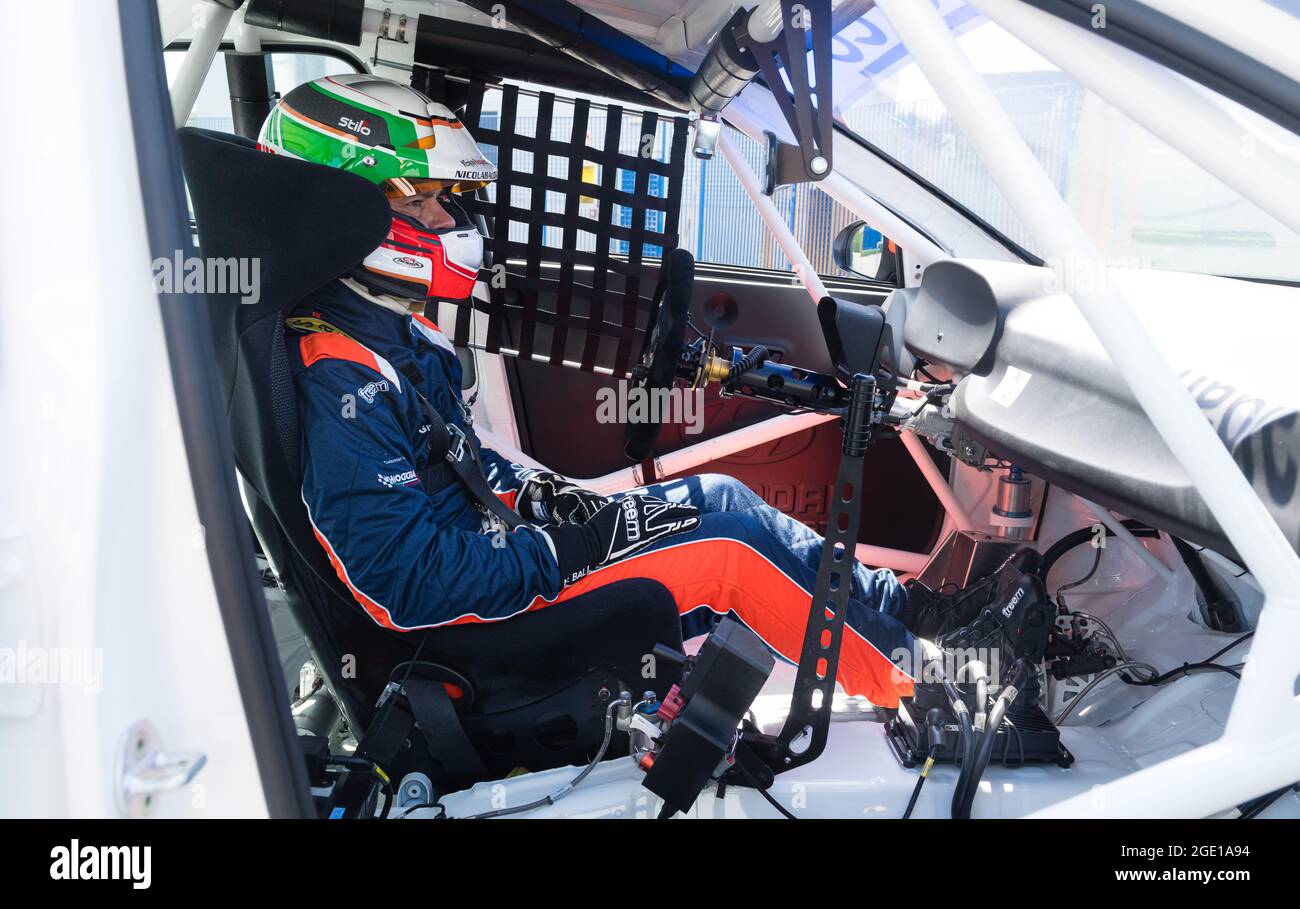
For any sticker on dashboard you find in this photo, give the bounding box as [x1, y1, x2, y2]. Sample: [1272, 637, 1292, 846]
[990, 366, 1032, 406]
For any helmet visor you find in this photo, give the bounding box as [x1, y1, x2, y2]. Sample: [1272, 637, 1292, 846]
[383, 177, 453, 200]
[388, 187, 474, 234]
[384, 175, 490, 197]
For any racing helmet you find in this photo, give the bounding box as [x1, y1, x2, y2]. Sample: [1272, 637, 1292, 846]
[258, 74, 497, 302]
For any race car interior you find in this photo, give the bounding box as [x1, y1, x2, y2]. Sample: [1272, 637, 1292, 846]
[169, 0, 1298, 819]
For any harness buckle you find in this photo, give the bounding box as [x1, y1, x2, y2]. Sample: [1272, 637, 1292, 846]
[445, 423, 468, 465]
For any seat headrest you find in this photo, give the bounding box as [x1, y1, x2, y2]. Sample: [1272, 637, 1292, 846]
[178, 127, 391, 313]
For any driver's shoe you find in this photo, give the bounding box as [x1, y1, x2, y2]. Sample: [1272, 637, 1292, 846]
[899, 546, 1043, 641]
[937, 553, 1053, 672]
[899, 575, 998, 641]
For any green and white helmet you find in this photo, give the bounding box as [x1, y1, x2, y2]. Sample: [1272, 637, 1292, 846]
[258, 73, 497, 191]
[259, 74, 497, 301]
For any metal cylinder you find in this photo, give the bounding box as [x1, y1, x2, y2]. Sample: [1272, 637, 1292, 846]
[224, 52, 275, 140]
[991, 466, 1033, 540]
[688, 9, 760, 116]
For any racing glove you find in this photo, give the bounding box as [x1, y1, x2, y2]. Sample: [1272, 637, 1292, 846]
[516, 470, 611, 525]
[540, 494, 701, 586]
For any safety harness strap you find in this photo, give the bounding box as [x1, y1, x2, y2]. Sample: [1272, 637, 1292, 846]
[355, 681, 489, 789]
[291, 317, 526, 532]
[403, 679, 490, 785]
[393, 362, 526, 532]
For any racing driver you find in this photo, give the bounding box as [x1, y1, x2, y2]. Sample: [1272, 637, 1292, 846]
[261, 75, 1000, 708]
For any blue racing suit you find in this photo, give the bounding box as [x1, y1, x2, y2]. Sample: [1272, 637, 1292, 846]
[291, 279, 917, 705]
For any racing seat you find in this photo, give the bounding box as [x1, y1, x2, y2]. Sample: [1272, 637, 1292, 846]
[178, 127, 683, 789]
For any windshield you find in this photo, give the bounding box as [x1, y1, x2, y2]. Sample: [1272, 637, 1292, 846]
[830, 2, 1300, 281]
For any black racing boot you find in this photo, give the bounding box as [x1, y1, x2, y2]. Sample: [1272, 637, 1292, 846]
[899, 574, 998, 640]
[938, 548, 1053, 669]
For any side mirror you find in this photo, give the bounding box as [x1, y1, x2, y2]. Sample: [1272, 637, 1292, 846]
[832, 220, 895, 281]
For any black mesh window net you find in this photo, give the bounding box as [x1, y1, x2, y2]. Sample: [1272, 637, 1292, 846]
[412, 68, 689, 377]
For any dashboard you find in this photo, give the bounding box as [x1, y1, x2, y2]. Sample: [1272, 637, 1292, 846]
[893, 258, 1300, 558]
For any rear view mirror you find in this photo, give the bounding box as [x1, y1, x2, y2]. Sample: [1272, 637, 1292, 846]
[833, 220, 897, 283]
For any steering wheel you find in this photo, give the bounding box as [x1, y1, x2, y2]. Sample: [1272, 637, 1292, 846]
[625, 248, 695, 462]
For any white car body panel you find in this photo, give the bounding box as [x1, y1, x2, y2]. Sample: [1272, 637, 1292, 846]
[0, 0, 266, 818]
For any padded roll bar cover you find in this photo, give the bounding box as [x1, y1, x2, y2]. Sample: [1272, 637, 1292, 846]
[414, 18, 665, 111]
[453, 0, 694, 109]
[244, 0, 366, 46]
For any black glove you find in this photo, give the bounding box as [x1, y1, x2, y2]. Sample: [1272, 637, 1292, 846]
[517, 470, 611, 525]
[541, 494, 701, 585]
